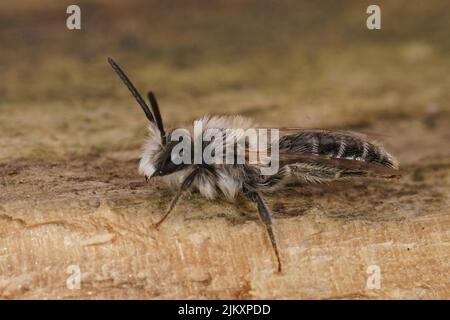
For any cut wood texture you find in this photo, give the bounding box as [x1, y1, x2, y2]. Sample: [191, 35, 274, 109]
[0, 0, 449, 299]
[0, 142, 449, 299]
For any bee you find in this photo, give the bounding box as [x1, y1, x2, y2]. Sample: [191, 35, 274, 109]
[108, 57, 400, 272]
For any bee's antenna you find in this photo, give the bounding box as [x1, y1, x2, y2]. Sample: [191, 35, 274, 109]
[147, 92, 166, 145]
[107, 57, 155, 123]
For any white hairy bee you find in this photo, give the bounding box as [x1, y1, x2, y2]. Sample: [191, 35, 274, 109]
[108, 57, 399, 272]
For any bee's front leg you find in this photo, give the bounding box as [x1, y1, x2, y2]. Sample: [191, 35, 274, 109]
[153, 169, 198, 229]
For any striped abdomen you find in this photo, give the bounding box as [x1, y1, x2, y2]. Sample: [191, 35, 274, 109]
[279, 130, 398, 169]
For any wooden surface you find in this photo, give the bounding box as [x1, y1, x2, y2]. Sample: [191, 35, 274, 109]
[0, 0, 449, 299]
[1, 119, 449, 299]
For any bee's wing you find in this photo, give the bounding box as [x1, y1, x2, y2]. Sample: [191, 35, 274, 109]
[276, 127, 389, 141]
[276, 127, 398, 167]
[249, 127, 400, 181]
[277, 151, 401, 179]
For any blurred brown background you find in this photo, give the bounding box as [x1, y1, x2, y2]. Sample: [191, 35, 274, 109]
[0, 0, 449, 299]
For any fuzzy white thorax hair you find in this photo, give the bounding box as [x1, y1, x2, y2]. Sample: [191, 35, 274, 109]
[193, 115, 255, 156]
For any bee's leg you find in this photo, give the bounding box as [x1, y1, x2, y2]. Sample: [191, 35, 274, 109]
[246, 191, 282, 273]
[153, 170, 197, 229]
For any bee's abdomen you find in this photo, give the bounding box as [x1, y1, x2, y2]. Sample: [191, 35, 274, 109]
[280, 131, 398, 168]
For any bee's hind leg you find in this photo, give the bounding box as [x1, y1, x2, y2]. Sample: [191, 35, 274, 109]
[245, 191, 282, 273]
[153, 170, 198, 229]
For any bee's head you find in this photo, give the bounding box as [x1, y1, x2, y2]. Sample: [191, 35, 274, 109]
[108, 57, 186, 179]
[139, 127, 188, 178]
